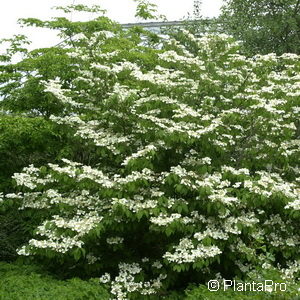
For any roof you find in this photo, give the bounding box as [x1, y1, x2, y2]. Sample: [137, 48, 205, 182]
[121, 20, 187, 29]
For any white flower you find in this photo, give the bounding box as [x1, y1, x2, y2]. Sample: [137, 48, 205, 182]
[150, 213, 182, 226]
[163, 238, 222, 264]
[100, 273, 111, 283]
[152, 261, 163, 269]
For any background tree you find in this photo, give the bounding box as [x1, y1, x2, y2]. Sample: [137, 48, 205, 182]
[219, 0, 300, 55]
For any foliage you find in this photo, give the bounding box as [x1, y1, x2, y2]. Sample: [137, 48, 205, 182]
[53, 4, 107, 14]
[1, 3, 300, 300]
[0, 114, 100, 261]
[0, 261, 110, 300]
[0, 209, 42, 261]
[0, 115, 64, 191]
[219, 0, 300, 55]
[0, 9, 121, 116]
[133, 0, 165, 20]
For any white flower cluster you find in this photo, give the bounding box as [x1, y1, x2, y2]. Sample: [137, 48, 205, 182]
[86, 253, 100, 265]
[158, 50, 205, 68]
[49, 115, 85, 125]
[12, 164, 53, 189]
[163, 238, 222, 264]
[280, 260, 300, 280]
[245, 171, 299, 202]
[37, 213, 103, 237]
[285, 199, 300, 210]
[150, 213, 182, 226]
[223, 217, 242, 235]
[22, 236, 84, 254]
[121, 144, 157, 166]
[208, 189, 239, 206]
[112, 197, 158, 213]
[44, 79, 82, 108]
[109, 83, 138, 102]
[78, 165, 114, 188]
[104, 262, 166, 300]
[17, 211, 103, 256]
[48, 163, 77, 178]
[152, 261, 163, 269]
[194, 226, 229, 241]
[49, 160, 158, 190]
[99, 273, 111, 283]
[221, 166, 250, 176]
[182, 151, 212, 167]
[75, 125, 131, 154]
[115, 168, 156, 186]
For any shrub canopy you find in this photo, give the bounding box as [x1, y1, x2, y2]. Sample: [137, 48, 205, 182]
[1, 13, 300, 299]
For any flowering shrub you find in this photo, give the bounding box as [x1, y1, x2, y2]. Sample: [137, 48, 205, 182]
[1, 22, 300, 299]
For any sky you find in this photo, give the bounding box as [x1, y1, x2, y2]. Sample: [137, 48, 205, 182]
[0, 0, 223, 51]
